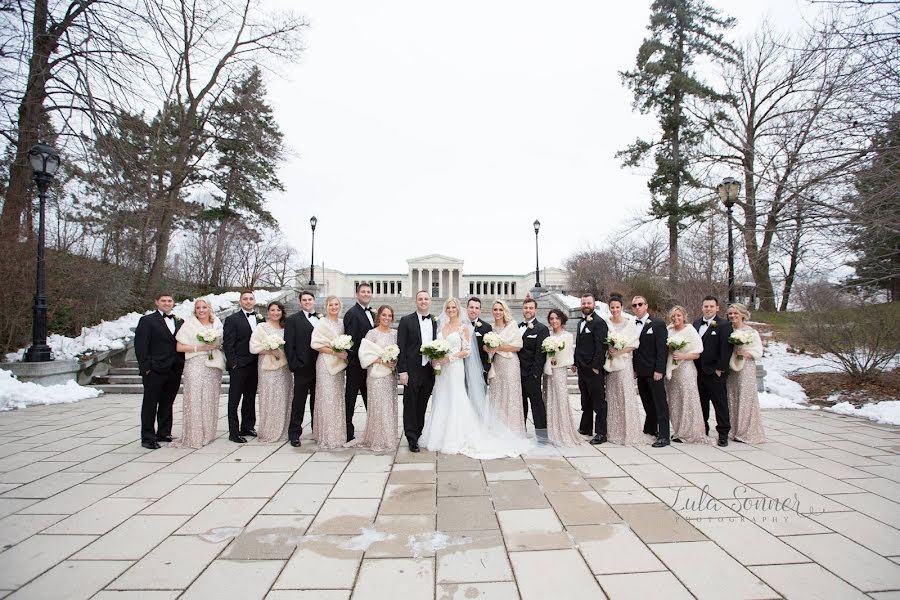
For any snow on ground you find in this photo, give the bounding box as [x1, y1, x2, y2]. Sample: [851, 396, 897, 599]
[0, 369, 102, 411]
[4, 289, 284, 363]
[556, 293, 611, 316]
[828, 401, 900, 426]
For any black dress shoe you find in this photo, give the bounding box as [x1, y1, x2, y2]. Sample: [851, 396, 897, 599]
[717, 436, 729, 447]
[229, 435, 247, 444]
[157, 435, 173, 443]
[652, 438, 671, 448]
[240, 429, 257, 437]
[141, 441, 161, 450]
[578, 429, 592, 436]
[589, 434, 607, 445]
[408, 440, 420, 452]
[290, 439, 301, 448]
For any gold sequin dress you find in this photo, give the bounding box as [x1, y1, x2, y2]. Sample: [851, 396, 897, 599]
[314, 318, 348, 449]
[170, 355, 222, 449]
[346, 328, 399, 452]
[255, 324, 293, 443]
[727, 326, 766, 444]
[542, 331, 584, 447]
[665, 325, 711, 444]
[489, 351, 526, 436]
[605, 318, 652, 446]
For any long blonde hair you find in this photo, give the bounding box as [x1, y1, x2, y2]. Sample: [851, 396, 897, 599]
[492, 299, 514, 326]
[193, 298, 214, 325]
[324, 295, 343, 317]
[667, 305, 689, 326]
[728, 303, 751, 322]
[442, 297, 462, 323]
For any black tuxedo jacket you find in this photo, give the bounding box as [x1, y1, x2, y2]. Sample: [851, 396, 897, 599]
[134, 311, 184, 375]
[343, 304, 375, 368]
[223, 311, 259, 370]
[397, 312, 438, 383]
[632, 315, 668, 377]
[574, 311, 608, 371]
[470, 319, 493, 374]
[693, 316, 733, 375]
[285, 311, 318, 374]
[519, 319, 549, 379]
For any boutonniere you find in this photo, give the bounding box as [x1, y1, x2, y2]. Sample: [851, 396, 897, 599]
[255, 314, 265, 323]
[431, 315, 438, 323]
[315, 312, 323, 319]
[527, 322, 534, 330]
[475, 320, 482, 328]
[173, 315, 183, 323]
[710, 320, 718, 328]
[586, 315, 593, 323]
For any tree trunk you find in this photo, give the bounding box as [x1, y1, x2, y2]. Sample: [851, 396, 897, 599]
[0, 0, 56, 243]
[143, 189, 177, 302]
[779, 201, 804, 311]
[210, 217, 230, 287]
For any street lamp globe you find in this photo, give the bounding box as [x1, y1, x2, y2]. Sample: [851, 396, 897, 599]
[533, 219, 540, 234]
[27, 143, 60, 178]
[717, 176, 740, 208]
[310, 215, 317, 231]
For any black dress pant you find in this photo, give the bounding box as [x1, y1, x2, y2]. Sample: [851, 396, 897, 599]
[288, 368, 316, 441]
[637, 375, 670, 440]
[698, 372, 730, 436]
[344, 364, 368, 440]
[141, 369, 182, 443]
[403, 373, 434, 444]
[228, 363, 258, 436]
[577, 367, 606, 436]
[521, 374, 547, 429]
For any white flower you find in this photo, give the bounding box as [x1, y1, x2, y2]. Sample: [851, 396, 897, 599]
[541, 336, 564, 354]
[606, 333, 628, 350]
[381, 344, 400, 363]
[263, 335, 286, 351]
[483, 332, 502, 349]
[332, 335, 354, 352]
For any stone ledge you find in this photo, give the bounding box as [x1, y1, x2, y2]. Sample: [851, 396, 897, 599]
[0, 358, 80, 385]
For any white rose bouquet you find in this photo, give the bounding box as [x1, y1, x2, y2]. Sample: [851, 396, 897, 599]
[666, 338, 688, 366]
[606, 332, 628, 351]
[482, 331, 502, 363]
[381, 344, 400, 371]
[541, 336, 566, 366]
[261, 335, 286, 352]
[332, 334, 354, 354]
[421, 339, 451, 375]
[196, 330, 220, 360]
[728, 331, 755, 362]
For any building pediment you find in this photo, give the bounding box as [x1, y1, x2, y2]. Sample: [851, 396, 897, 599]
[407, 253, 464, 266]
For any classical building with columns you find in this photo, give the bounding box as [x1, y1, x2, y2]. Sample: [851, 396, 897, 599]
[300, 254, 569, 299]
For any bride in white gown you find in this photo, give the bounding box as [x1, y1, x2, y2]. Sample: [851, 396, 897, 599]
[419, 298, 534, 459]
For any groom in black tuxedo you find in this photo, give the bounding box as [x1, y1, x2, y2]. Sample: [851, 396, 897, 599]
[631, 295, 671, 448]
[223, 290, 260, 444]
[466, 297, 492, 382]
[343, 283, 375, 441]
[397, 290, 437, 452]
[134, 292, 184, 450]
[693, 295, 733, 446]
[574, 293, 609, 444]
[284, 291, 320, 447]
[519, 298, 548, 437]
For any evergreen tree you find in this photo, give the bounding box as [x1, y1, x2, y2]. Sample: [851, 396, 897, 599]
[618, 0, 737, 285]
[206, 67, 285, 288]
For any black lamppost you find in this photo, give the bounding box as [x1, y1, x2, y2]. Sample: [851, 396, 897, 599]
[308, 216, 317, 286]
[717, 177, 741, 304]
[532, 219, 542, 291]
[24, 142, 61, 363]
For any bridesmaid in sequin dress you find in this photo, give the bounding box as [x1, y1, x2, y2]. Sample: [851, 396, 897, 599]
[250, 301, 293, 443]
[542, 309, 583, 447]
[171, 298, 224, 449]
[726, 303, 766, 444]
[604, 294, 652, 446]
[487, 299, 526, 436]
[347, 306, 399, 452]
[665, 306, 711, 444]
[311, 296, 349, 449]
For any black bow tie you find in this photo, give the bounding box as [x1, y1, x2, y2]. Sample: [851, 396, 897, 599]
[164, 314, 174, 320]
[245, 312, 255, 318]
[471, 321, 477, 327]
[636, 319, 643, 325]
[704, 320, 712, 326]
[421, 314, 432, 321]
[307, 312, 314, 318]
[519, 321, 527, 327]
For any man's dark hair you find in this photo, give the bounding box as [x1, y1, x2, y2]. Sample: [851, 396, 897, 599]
[523, 298, 537, 308]
[467, 297, 482, 306]
[357, 282, 372, 292]
[299, 291, 315, 301]
[703, 295, 719, 305]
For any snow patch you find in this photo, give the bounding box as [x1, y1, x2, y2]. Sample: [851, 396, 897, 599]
[407, 531, 469, 558]
[338, 527, 395, 551]
[0, 369, 102, 411]
[827, 401, 900, 426]
[758, 391, 817, 411]
[198, 526, 243, 543]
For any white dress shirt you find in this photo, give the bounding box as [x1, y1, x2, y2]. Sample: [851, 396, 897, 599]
[160, 310, 175, 334]
[360, 304, 374, 327]
[244, 311, 257, 332]
[306, 311, 319, 327]
[698, 318, 713, 337]
[418, 312, 433, 366]
[519, 318, 534, 336]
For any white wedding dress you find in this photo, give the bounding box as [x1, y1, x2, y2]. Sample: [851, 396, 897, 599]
[419, 328, 534, 459]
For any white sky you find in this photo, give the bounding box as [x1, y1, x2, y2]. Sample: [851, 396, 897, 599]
[263, 0, 809, 275]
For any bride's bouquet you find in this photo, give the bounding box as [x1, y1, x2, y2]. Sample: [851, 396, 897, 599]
[381, 344, 400, 371]
[728, 330, 755, 362]
[421, 339, 451, 376]
[606, 332, 628, 351]
[260, 335, 286, 352]
[331, 334, 354, 355]
[196, 330, 220, 360]
[482, 332, 502, 363]
[541, 336, 566, 366]
[666, 338, 688, 366]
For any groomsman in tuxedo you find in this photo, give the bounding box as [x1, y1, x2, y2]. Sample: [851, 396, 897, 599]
[466, 297, 492, 382]
[631, 296, 671, 448]
[693, 295, 733, 446]
[397, 291, 437, 452]
[343, 283, 375, 441]
[519, 298, 548, 438]
[574, 293, 609, 444]
[284, 291, 320, 447]
[135, 293, 185, 449]
[223, 290, 260, 443]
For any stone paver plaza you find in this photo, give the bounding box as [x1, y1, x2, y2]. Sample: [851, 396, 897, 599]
[1, 395, 899, 599]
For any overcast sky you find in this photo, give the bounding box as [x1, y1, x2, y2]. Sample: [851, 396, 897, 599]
[263, 0, 809, 276]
